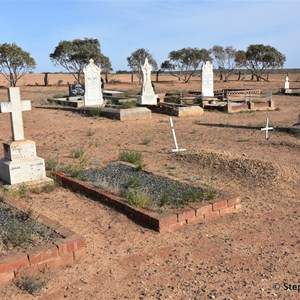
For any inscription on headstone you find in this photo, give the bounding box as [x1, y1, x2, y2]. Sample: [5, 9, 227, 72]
[202, 61, 214, 97]
[83, 59, 103, 106]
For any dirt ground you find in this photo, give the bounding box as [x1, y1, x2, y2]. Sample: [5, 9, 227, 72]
[0, 73, 299, 299]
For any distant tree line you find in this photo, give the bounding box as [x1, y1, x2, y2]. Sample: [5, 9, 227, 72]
[0, 38, 286, 86]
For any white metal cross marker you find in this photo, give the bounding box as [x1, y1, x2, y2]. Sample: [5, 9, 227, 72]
[0, 87, 31, 141]
[261, 117, 274, 140]
[169, 117, 186, 152]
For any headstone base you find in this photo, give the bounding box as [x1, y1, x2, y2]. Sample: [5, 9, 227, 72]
[0, 177, 54, 190]
[84, 98, 104, 107]
[0, 140, 52, 185]
[137, 94, 157, 105]
[0, 157, 48, 185]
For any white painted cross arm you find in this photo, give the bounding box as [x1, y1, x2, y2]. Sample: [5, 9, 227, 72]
[261, 117, 274, 140]
[0, 87, 31, 141]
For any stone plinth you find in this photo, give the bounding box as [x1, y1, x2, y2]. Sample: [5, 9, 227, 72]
[0, 140, 52, 185]
[138, 94, 157, 105]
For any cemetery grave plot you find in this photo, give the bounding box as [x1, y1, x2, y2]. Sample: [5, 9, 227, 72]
[0, 195, 85, 286]
[55, 161, 241, 233]
[198, 89, 275, 113]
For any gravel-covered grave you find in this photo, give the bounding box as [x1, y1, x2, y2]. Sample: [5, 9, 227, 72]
[0, 201, 60, 256]
[81, 162, 218, 210]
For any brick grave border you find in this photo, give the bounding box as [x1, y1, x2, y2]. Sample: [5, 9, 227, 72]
[55, 170, 241, 234]
[0, 197, 85, 285]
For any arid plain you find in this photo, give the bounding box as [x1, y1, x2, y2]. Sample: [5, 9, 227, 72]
[0, 73, 299, 299]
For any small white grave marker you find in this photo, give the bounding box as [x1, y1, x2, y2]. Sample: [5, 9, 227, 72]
[169, 117, 186, 152]
[261, 117, 274, 140]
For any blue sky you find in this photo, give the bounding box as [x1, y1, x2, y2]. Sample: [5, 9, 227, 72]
[0, 0, 299, 73]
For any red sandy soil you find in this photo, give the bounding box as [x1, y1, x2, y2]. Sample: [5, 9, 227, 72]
[0, 73, 299, 299]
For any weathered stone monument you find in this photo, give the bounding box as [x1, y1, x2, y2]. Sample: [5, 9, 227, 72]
[83, 59, 103, 106]
[0, 88, 53, 186]
[284, 75, 289, 90]
[201, 61, 214, 97]
[138, 58, 157, 105]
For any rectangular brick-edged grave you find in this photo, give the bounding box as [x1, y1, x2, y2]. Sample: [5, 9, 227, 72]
[55, 168, 241, 234]
[0, 197, 85, 286]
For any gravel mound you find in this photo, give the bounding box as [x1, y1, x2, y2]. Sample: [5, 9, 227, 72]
[81, 163, 204, 207]
[0, 203, 60, 255]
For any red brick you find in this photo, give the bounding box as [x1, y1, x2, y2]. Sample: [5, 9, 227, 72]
[15, 265, 43, 278]
[54, 238, 69, 256]
[63, 234, 85, 252]
[60, 253, 76, 265]
[176, 208, 196, 222]
[28, 244, 59, 265]
[37, 215, 60, 230]
[204, 211, 220, 222]
[159, 220, 186, 233]
[153, 213, 178, 227]
[227, 197, 241, 207]
[0, 271, 15, 285]
[219, 206, 236, 215]
[194, 203, 213, 216]
[46, 253, 74, 269]
[55, 226, 76, 238]
[73, 247, 85, 261]
[186, 214, 205, 225]
[4, 198, 27, 211]
[0, 253, 29, 274]
[210, 199, 228, 211]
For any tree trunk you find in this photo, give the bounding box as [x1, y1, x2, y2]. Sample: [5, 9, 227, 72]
[238, 71, 241, 81]
[156, 71, 159, 82]
[131, 72, 133, 83]
[44, 73, 49, 86]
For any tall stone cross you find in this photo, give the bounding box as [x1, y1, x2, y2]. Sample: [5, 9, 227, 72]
[0, 87, 31, 141]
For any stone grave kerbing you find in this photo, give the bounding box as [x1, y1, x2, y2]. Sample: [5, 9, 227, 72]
[0, 88, 53, 186]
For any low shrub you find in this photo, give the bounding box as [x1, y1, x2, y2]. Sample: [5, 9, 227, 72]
[119, 150, 145, 170]
[16, 273, 47, 295]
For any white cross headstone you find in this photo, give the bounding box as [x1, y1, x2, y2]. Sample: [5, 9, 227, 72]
[0, 87, 53, 186]
[0, 88, 31, 141]
[169, 117, 186, 152]
[261, 117, 274, 140]
[138, 58, 157, 105]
